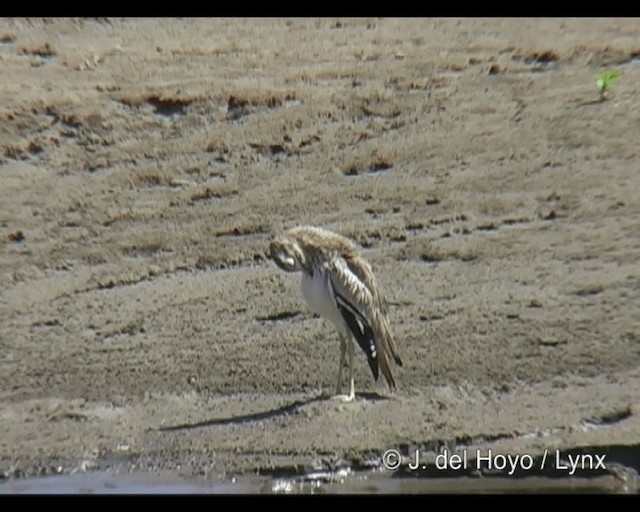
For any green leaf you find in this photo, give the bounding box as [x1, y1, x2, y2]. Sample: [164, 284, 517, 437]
[596, 69, 622, 92]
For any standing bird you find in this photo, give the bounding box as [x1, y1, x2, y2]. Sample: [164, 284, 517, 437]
[269, 226, 403, 402]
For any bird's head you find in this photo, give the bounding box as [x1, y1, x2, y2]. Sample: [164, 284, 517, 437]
[269, 234, 306, 272]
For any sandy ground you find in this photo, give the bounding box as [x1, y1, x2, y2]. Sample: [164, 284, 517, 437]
[1, 18, 639, 490]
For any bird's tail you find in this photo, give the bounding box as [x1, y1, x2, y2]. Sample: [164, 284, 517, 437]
[378, 348, 397, 390]
[375, 313, 403, 390]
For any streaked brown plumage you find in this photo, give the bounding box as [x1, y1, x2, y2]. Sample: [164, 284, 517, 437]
[269, 225, 403, 401]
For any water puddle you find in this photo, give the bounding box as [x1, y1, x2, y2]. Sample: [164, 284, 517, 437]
[0, 471, 248, 494]
[0, 468, 635, 494]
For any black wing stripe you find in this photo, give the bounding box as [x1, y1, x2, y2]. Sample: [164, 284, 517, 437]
[334, 294, 365, 334]
[332, 289, 379, 382]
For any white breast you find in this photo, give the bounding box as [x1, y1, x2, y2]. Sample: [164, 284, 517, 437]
[301, 269, 349, 337]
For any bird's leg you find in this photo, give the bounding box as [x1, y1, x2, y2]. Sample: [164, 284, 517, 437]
[333, 338, 356, 403]
[334, 334, 347, 396]
[345, 339, 356, 402]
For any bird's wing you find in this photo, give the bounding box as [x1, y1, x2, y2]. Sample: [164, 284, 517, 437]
[341, 254, 403, 368]
[324, 255, 399, 389]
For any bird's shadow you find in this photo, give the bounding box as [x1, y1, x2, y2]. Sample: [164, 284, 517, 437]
[157, 391, 389, 432]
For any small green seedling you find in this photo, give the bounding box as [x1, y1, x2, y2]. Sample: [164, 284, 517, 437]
[596, 69, 622, 101]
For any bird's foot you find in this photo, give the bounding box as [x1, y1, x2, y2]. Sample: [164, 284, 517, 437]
[331, 393, 355, 403]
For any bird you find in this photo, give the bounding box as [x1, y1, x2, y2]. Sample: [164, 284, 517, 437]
[269, 225, 403, 402]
